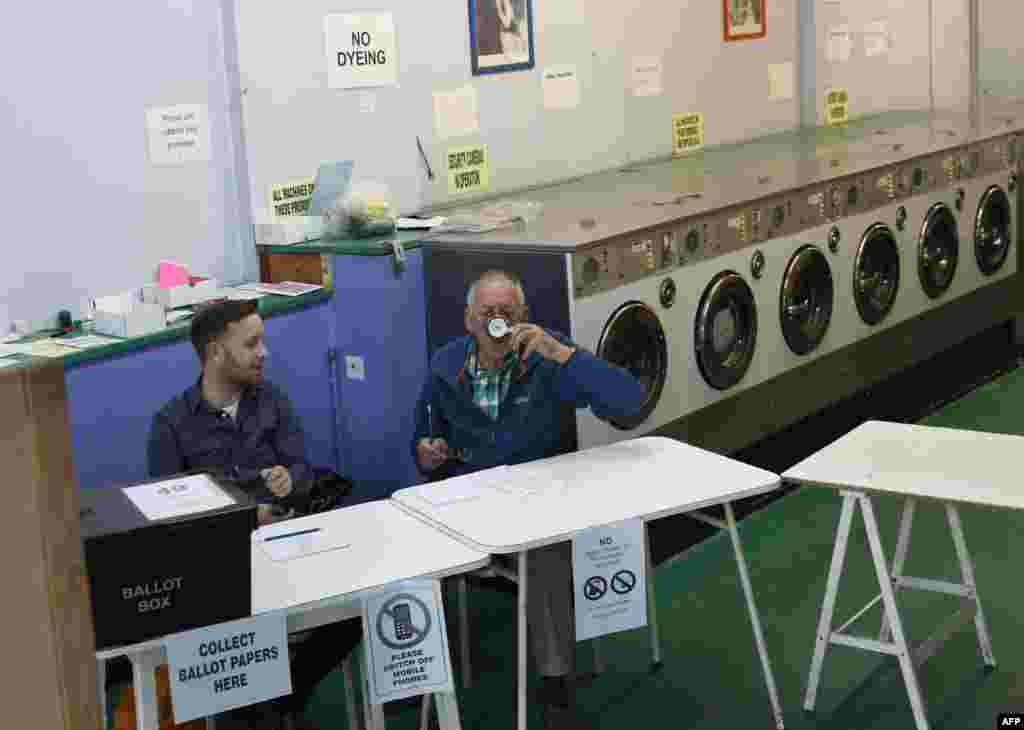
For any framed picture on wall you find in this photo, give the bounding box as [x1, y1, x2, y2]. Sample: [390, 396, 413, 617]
[723, 0, 767, 41]
[469, 0, 535, 75]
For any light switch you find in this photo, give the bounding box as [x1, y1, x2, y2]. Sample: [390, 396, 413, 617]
[345, 355, 366, 381]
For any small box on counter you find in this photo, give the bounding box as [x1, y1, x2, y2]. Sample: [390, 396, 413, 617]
[80, 473, 257, 650]
[142, 276, 221, 310]
[91, 292, 165, 339]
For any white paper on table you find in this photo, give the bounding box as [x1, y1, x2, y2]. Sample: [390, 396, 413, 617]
[542, 65, 581, 111]
[219, 288, 266, 301]
[768, 61, 795, 101]
[416, 465, 511, 507]
[24, 340, 77, 358]
[123, 474, 235, 521]
[255, 523, 353, 562]
[631, 56, 663, 98]
[863, 20, 889, 58]
[0, 343, 32, 358]
[397, 216, 446, 230]
[58, 334, 120, 350]
[433, 86, 480, 140]
[827, 25, 852, 63]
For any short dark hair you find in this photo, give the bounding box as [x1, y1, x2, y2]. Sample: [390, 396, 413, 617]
[190, 299, 259, 363]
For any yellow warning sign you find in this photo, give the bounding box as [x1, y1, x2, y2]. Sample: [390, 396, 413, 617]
[825, 89, 849, 127]
[672, 113, 704, 156]
[269, 178, 315, 217]
[447, 144, 489, 195]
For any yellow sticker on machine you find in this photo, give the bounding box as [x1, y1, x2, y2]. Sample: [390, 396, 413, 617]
[269, 177, 315, 217]
[672, 112, 704, 156]
[447, 144, 489, 195]
[825, 88, 849, 127]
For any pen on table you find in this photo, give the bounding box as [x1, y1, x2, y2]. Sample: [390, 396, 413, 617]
[263, 527, 321, 542]
[416, 136, 435, 181]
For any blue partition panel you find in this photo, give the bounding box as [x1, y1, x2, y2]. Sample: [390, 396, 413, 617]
[331, 249, 428, 502]
[67, 301, 336, 489]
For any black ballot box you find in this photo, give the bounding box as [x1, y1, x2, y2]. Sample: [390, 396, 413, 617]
[80, 473, 257, 650]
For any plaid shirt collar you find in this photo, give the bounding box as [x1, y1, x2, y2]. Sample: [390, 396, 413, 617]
[464, 339, 519, 421]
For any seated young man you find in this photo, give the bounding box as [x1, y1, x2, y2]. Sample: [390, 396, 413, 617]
[147, 299, 360, 730]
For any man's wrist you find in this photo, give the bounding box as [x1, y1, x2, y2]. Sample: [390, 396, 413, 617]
[555, 344, 577, 365]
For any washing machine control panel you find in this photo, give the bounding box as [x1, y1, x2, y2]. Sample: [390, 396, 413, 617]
[571, 133, 1020, 299]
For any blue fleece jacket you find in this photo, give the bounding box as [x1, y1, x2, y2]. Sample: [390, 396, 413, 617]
[411, 333, 646, 478]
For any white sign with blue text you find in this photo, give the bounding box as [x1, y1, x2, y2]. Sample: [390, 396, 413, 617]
[165, 613, 291, 723]
[363, 579, 455, 704]
[572, 519, 648, 641]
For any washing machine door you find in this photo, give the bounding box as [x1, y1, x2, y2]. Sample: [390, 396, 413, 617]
[975, 185, 1012, 276]
[780, 246, 833, 355]
[854, 223, 900, 326]
[918, 202, 959, 298]
[694, 271, 757, 390]
[594, 301, 667, 430]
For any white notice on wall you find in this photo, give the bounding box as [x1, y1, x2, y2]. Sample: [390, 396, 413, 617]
[863, 20, 890, 58]
[166, 613, 291, 723]
[768, 61, 795, 102]
[363, 579, 455, 704]
[542, 65, 581, 111]
[325, 12, 398, 89]
[123, 474, 235, 522]
[631, 56, 663, 97]
[433, 85, 480, 140]
[827, 25, 852, 63]
[145, 104, 211, 166]
[572, 519, 648, 642]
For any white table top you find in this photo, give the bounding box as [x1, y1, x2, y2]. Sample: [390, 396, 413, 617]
[390, 437, 781, 553]
[251, 500, 490, 630]
[782, 420, 1024, 510]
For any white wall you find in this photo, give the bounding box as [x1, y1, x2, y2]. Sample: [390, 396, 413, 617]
[979, 4, 1024, 97]
[0, 1, 253, 336]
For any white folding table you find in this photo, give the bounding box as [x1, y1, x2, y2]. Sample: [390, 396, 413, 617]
[783, 420, 1014, 730]
[97, 500, 490, 730]
[391, 436, 786, 730]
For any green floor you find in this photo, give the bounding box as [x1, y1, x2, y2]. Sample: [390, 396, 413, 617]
[305, 366, 1024, 729]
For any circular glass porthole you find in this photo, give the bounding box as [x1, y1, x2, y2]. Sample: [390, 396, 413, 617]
[854, 224, 900, 326]
[918, 203, 959, 298]
[594, 301, 667, 430]
[780, 246, 833, 355]
[975, 185, 1012, 276]
[695, 271, 757, 390]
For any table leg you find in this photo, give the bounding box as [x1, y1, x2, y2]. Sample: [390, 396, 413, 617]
[805, 492, 857, 712]
[97, 657, 108, 730]
[419, 693, 432, 730]
[341, 649, 361, 730]
[360, 648, 387, 730]
[644, 522, 662, 668]
[591, 638, 606, 675]
[128, 648, 162, 730]
[724, 502, 784, 730]
[435, 691, 464, 730]
[945, 503, 996, 667]
[457, 575, 473, 689]
[518, 550, 528, 730]
[880, 498, 916, 643]
[860, 494, 929, 730]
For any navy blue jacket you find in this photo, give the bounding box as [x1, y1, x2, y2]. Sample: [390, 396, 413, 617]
[412, 333, 646, 478]
[147, 379, 313, 501]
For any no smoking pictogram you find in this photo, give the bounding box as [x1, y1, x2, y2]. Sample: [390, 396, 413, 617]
[611, 569, 637, 595]
[584, 576, 608, 601]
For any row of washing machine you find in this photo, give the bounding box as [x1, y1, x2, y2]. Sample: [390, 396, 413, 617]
[421, 106, 1023, 457]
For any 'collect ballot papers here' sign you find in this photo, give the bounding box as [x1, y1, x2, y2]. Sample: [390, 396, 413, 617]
[165, 613, 291, 723]
[363, 579, 455, 704]
[325, 12, 398, 89]
[572, 519, 648, 642]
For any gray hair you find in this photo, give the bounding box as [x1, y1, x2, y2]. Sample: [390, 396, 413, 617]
[465, 270, 526, 308]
